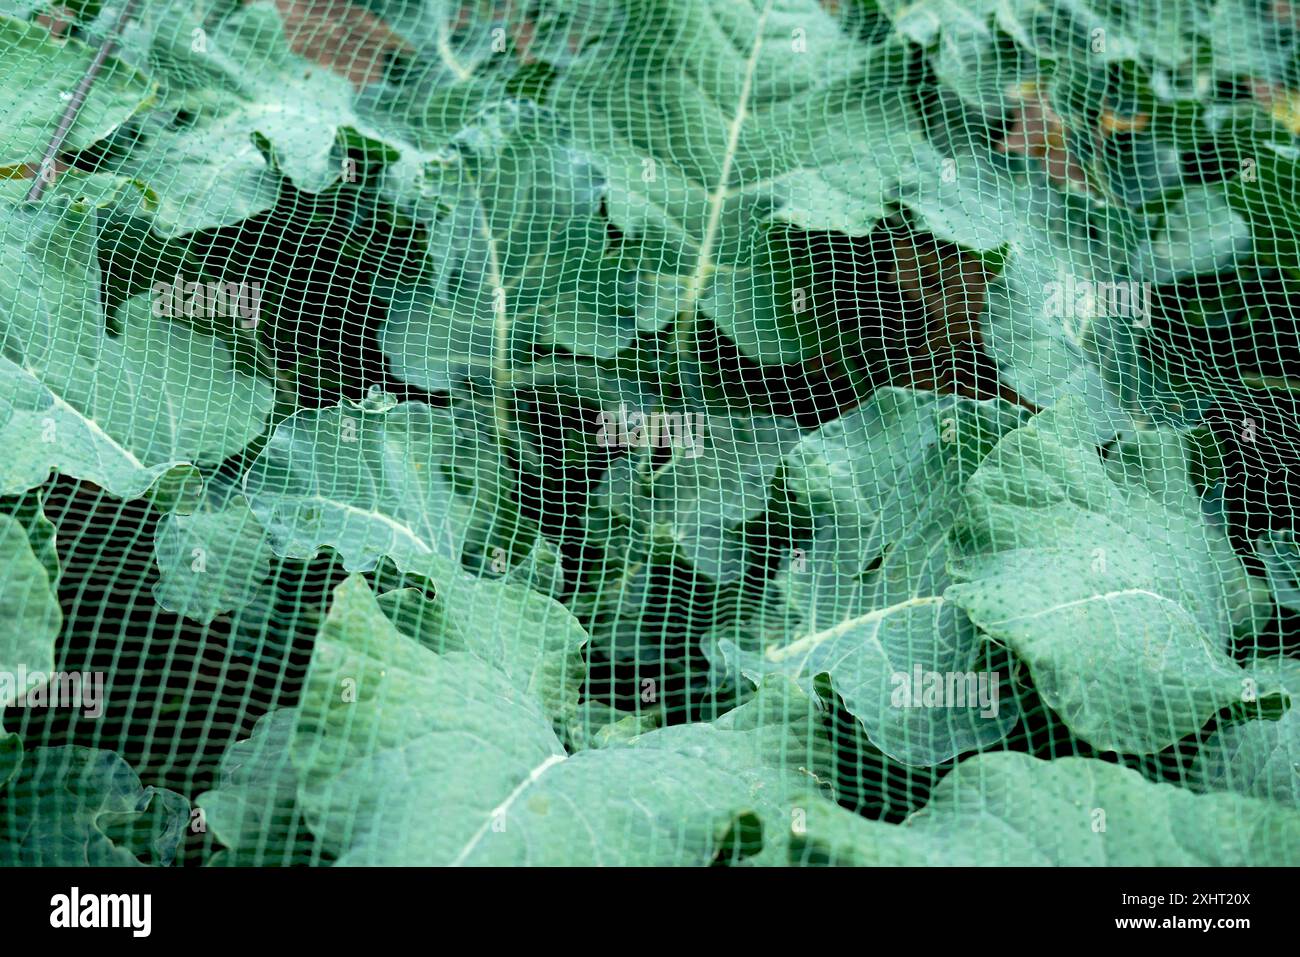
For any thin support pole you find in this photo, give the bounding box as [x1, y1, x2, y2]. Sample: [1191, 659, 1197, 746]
[25, 0, 141, 203]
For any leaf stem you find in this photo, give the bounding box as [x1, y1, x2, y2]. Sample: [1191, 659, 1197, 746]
[670, 0, 774, 376]
[473, 194, 523, 461]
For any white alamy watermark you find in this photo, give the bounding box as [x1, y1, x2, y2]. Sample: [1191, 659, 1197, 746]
[595, 405, 705, 458]
[50, 888, 151, 938]
[890, 666, 1001, 718]
[1, 668, 105, 718]
[151, 275, 263, 328]
[1044, 276, 1152, 328]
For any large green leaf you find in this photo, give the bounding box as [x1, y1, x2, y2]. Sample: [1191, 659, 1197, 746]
[788, 751, 1300, 865]
[0, 360, 201, 499]
[522, 264, 680, 359]
[121, 106, 282, 237]
[572, 508, 682, 665]
[7, 488, 59, 584]
[347, 0, 611, 158]
[0, 194, 271, 496]
[0, 15, 154, 168]
[157, 2, 356, 189]
[890, 0, 1039, 117]
[916, 152, 1215, 430]
[894, 145, 1023, 253]
[1062, 0, 1202, 67]
[1134, 185, 1253, 284]
[1204, 0, 1299, 85]
[153, 476, 274, 625]
[549, 0, 927, 362]
[1191, 658, 1300, 808]
[1228, 142, 1300, 269]
[375, 574, 588, 724]
[378, 100, 607, 391]
[262, 575, 829, 865]
[886, 0, 1202, 82]
[361, 0, 621, 74]
[1104, 429, 1274, 635]
[983, 248, 1129, 432]
[597, 411, 801, 582]
[0, 186, 109, 372]
[880, 0, 1008, 46]
[0, 746, 189, 866]
[0, 511, 62, 706]
[946, 398, 1272, 753]
[694, 228, 848, 365]
[199, 555, 593, 863]
[242, 399, 515, 573]
[197, 710, 304, 867]
[713, 390, 1025, 766]
[69, 295, 275, 466]
[122, 1, 418, 234]
[972, 176, 1162, 432]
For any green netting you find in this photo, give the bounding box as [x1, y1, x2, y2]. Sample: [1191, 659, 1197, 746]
[1, 0, 1299, 867]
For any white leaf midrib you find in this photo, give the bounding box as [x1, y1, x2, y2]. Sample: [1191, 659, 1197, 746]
[449, 751, 567, 866]
[681, 0, 777, 310]
[765, 594, 945, 668]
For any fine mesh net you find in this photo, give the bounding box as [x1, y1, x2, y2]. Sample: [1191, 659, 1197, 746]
[1, 0, 1299, 867]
